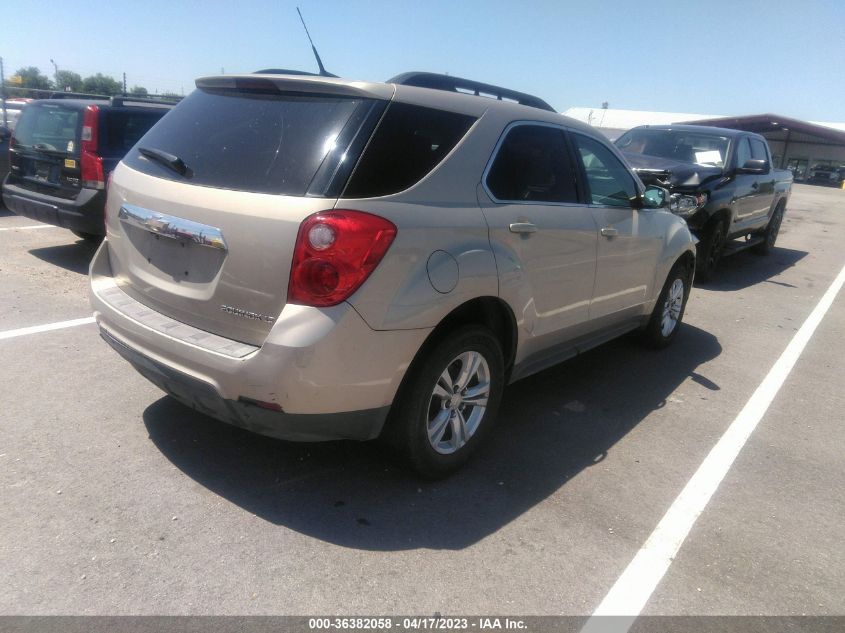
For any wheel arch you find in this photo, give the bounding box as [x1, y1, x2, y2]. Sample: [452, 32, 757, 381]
[406, 296, 518, 384]
[708, 207, 733, 230]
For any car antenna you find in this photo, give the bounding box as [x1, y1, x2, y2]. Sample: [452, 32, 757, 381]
[297, 7, 337, 78]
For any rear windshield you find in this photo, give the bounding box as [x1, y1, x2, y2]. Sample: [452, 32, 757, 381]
[123, 88, 373, 196]
[100, 110, 168, 156]
[12, 104, 80, 153]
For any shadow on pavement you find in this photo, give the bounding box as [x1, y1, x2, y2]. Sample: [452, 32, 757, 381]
[697, 246, 807, 291]
[28, 240, 99, 275]
[143, 323, 721, 551]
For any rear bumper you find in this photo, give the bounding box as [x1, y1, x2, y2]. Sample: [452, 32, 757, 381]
[2, 179, 105, 235]
[89, 240, 430, 442]
[100, 328, 388, 442]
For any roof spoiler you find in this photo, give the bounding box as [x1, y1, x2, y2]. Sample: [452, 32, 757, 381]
[254, 68, 323, 77]
[388, 71, 555, 112]
[196, 75, 394, 100]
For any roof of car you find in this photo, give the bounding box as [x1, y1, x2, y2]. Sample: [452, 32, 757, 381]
[628, 124, 756, 138]
[199, 72, 599, 136]
[27, 97, 176, 111]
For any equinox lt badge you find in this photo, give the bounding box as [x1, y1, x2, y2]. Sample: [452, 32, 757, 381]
[220, 305, 276, 323]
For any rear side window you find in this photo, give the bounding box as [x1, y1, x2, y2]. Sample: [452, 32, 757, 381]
[485, 124, 578, 203]
[12, 104, 79, 152]
[343, 102, 476, 198]
[572, 133, 637, 207]
[123, 88, 373, 196]
[100, 110, 167, 155]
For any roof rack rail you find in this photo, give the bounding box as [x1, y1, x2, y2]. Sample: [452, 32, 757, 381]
[48, 91, 110, 100]
[388, 71, 555, 112]
[46, 92, 181, 106]
[109, 95, 181, 107]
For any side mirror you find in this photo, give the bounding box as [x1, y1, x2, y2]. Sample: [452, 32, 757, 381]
[737, 158, 769, 174]
[637, 185, 668, 209]
[0, 126, 9, 140]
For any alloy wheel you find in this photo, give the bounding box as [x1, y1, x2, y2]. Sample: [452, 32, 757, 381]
[426, 351, 491, 455]
[661, 278, 685, 337]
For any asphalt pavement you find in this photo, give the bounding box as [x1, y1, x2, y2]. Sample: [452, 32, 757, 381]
[0, 185, 842, 618]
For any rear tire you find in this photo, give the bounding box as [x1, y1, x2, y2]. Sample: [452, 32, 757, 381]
[71, 230, 104, 244]
[696, 219, 726, 282]
[752, 202, 784, 255]
[382, 325, 505, 478]
[643, 260, 691, 349]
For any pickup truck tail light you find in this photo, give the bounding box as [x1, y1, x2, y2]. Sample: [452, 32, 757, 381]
[80, 105, 105, 190]
[288, 210, 397, 307]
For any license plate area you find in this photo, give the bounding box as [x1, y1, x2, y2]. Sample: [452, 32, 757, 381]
[126, 227, 226, 284]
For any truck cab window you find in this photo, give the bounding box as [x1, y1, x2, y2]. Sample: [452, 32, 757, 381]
[750, 138, 770, 170]
[736, 138, 752, 169]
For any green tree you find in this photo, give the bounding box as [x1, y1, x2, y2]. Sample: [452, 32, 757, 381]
[129, 85, 148, 96]
[13, 66, 52, 90]
[81, 73, 122, 95]
[54, 70, 83, 92]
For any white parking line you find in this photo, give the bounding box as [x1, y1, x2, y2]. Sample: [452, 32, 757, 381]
[0, 317, 96, 341]
[582, 260, 845, 633]
[0, 224, 55, 231]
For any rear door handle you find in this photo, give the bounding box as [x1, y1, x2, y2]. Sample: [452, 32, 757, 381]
[600, 227, 618, 238]
[509, 222, 538, 234]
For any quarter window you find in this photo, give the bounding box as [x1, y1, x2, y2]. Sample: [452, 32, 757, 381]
[485, 125, 578, 203]
[343, 102, 476, 198]
[572, 133, 637, 207]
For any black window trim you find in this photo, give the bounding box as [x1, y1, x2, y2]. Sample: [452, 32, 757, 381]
[569, 129, 642, 210]
[482, 120, 588, 208]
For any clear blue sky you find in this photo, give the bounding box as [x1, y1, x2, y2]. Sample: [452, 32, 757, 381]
[7, 0, 845, 121]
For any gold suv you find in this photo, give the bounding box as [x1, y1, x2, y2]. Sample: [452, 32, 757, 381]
[90, 72, 696, 477]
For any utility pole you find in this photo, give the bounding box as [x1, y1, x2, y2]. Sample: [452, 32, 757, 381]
[1, 56, 7, 128]
[50, 58, 59, 89]
[123, 72, 127, 95]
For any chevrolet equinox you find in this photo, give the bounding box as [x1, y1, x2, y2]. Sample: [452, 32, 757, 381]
[89, 72, 696, 477]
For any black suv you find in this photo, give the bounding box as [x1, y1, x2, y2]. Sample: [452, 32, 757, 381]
[2, 96, 174, 241]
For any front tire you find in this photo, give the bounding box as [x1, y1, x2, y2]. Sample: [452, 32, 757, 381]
[383, 325, 505, 478]
[696, 219, 726, 282]
[643, 260, 691, 349]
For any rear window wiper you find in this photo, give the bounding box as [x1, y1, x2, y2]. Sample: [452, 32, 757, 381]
[32, 143, 66, 154]
[138, 146, 192, 178]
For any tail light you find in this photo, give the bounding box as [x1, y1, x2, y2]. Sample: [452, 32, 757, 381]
[80, 105, 104, 190]
[288, 210, 397, 307]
